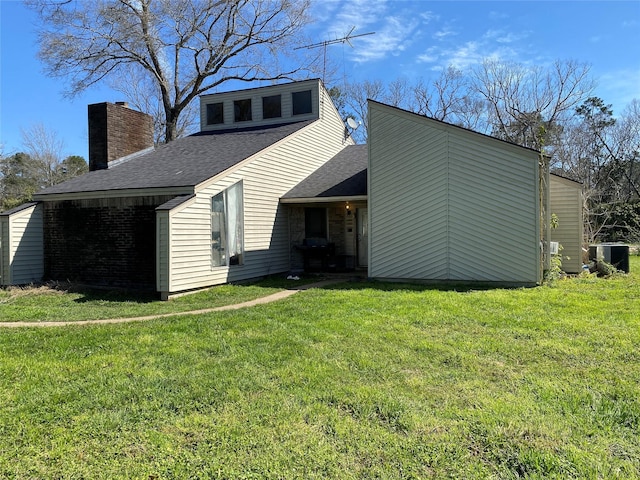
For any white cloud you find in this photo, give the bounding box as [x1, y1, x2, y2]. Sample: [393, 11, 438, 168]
[311, 0, 422, 64]
[317, 0, 388, 41]
[483, 29, 528, 44]
[448, 40, 521, 69]
[433, 27, 457, 40]
[417, 46, 440, 64]
[308, 0, 340, 23]
[488, 10, 509, 21]
[420, 11, 439, 23]
[417, 35, 522, 70]
[350, 14, 421, 63]
[312, 0, 536, 71]
[444, 41, 483, 69]
[416, 16, 531, 70]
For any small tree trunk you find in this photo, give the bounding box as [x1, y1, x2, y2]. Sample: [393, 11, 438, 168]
[164, 109, 179, 143]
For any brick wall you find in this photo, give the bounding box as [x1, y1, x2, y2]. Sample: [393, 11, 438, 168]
[327, 206, 346, 253]
[88, 102, 154, 171]
[43, 195, 174, 290]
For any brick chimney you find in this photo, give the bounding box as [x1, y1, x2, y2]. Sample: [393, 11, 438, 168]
[88, 102, 154, 171]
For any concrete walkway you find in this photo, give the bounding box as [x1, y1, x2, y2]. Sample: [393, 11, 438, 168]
[0, 279, 343, 328]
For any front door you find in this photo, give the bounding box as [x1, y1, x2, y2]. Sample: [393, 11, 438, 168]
[357, 208, 368, 267]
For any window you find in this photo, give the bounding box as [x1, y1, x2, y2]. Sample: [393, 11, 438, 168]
[206, 102, 224, 125]
[304, 207, 327, 239]
[211, 192, 226, 267]
[212, 182, 244, 267]
[262, 94, 282, 119]
[234, 99, 252, 122]
[292, 90, 312, 115]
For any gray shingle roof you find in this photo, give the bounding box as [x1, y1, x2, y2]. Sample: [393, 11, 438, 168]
[0, 202, 38, 216]
[282, 144, 368, 199]
[156, 194, 196, 211]
[36, 121, 313, 196]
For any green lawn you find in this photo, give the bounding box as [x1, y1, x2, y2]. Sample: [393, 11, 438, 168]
[0, 283, 287, 322]
[1, 259, 639, 478]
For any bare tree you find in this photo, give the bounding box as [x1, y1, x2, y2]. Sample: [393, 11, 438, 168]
[593, 99, 640, 242]
[343, 79, 386, 143]
[110, 69, 199, 144]
[28, 0, 315, 143]
[471, 59, 595, 150]
[612, 100, 640, 202]
[412, 67, 486, 130]
[385, 77, 412, 111]
[342, 70, 489, 143]
[1, 126, 87, 210]
[553, 96, 640, 242]
[20, 123, 65, 188]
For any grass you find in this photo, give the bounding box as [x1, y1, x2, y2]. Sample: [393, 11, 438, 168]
[0, 282, 290, 322]
[0, 258, 639, 478]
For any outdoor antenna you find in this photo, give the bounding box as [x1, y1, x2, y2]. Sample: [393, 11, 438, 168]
[295, 26, 375, 82]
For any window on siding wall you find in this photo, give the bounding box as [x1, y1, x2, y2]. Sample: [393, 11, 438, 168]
[304, 207, 327, 239]
[262, 94, 281, 119]
[206, 102, 224, 125]
[211, 192, 227, 267]
[292, 90, 312, 115]
[234, 99, 252, 122]
[212, 181, 244, 267]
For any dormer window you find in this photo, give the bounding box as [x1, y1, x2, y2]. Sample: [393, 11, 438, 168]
[292, 90, 312, 115]
[262, 94, 282, 119]
[206, 102, 224, 125]
[234, 99, 252, 122]
[200, 80, 320, 130]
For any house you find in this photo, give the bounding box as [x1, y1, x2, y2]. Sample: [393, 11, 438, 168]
[281, 144, 368, 272]
[371, 100, 545, 284]
[368, 101, 582, 282]
[0, 79, 583, 297]
[549, 174, 584, 273]
[1, 79, 352, 298]
[284, 100, 583, 285]
[0, 202, 43, 285]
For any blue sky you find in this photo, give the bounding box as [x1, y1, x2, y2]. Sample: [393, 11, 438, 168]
[1, 0, 639, 160]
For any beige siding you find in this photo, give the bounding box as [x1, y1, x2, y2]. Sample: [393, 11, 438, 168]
[0, 204, 44, 286]
[550, 175, 583, 273]
[163, 85, 352, 294]
[448, 131, 539, 282]
[368, 101, 540, 284]
[0, 217, 8, 284]
[368, 106, 449, 279]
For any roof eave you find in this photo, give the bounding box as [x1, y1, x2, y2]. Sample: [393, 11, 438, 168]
[280, 195, 368, 204]
[33, 186, 194, 202]
[0, 201, 39, 217]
